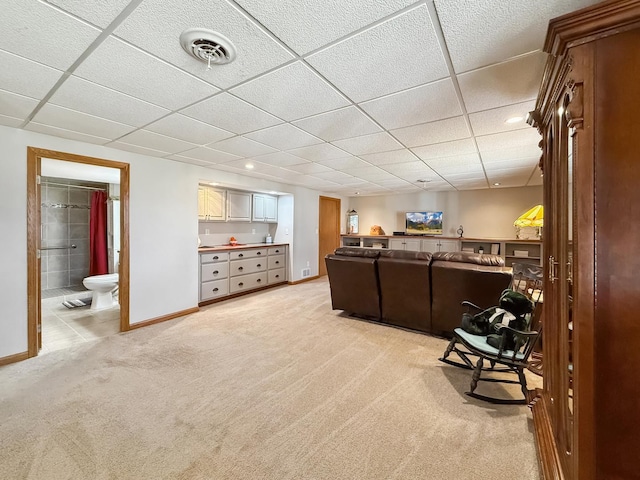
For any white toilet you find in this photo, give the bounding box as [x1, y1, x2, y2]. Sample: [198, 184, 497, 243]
[82, 273, 119, 310]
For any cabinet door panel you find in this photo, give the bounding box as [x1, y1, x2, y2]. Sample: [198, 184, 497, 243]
[229, 249, 267, 260]
[268, 268, 285, 284]
[264, 195, 277, 222]
[201, 262, 229, 282]
[227, 191, 251, 221]
[229, 272, 267, 293]
[268, 255, 285, 269]
[200, 279, 229, 301]
[230, 258, 267, 276]
[252, 194, 265, 221]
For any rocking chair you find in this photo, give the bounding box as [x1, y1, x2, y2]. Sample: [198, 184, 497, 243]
[439, 263, 543, 404]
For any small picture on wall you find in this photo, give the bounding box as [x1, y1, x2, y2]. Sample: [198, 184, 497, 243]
[348, 211, 359, 234]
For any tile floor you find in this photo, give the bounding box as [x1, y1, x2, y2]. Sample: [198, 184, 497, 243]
[40, 289, 120, 354]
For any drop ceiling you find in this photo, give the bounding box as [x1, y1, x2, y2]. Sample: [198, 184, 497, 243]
[0, 0, 600, 196]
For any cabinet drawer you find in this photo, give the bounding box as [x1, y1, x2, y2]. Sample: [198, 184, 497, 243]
[201, 252, 229, 263]
[229, 248, 267, 260]
[268, 246, 285, 255]
[268, 268, 285, 284]
[201, 262, 229, 282]
[230, 257, 267, 276]
[229, 272, 267, 293]
[200, 278, 229, 301]
[268, 254, 285, 269]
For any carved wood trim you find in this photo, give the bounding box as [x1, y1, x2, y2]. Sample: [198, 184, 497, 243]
[565, 81, 584, 129]
[528, 389, 567, 480]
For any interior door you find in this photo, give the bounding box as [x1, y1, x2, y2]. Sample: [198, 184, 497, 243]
[318, 196, 340, 276]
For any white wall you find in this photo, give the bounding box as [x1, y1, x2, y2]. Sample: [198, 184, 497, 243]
[347, 186, 543, 239]
[0, 126, 325, 358]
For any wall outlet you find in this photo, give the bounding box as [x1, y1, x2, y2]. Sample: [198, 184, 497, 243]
[306, 260, 310, 267]
[205, 228, 210, 234]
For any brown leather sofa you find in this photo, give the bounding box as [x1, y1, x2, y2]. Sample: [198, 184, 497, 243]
[430, 251, 512, 337]
[325, 247, 511, 337]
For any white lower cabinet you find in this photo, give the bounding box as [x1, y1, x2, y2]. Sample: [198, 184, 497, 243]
[199, 245, 287, 304]
[389, 238, 421, 251]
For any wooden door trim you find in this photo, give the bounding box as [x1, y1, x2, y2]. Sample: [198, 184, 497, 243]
[26, 147, 131, 357]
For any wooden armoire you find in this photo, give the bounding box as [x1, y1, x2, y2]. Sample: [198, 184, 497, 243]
[528, 1, 640, 479]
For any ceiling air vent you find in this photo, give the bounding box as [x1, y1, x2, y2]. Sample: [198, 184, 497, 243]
[179, 28, 237, 67]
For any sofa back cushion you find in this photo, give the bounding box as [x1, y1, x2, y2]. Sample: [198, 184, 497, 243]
[432, 251, 505, 266]
[377, 251, 433, 332]
[325, 254, 381, 319]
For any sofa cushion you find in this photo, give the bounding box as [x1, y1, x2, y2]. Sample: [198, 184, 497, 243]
[334, 247, 381, 258]
[432, 251, 505, 267]
[325, 254, 381, 319]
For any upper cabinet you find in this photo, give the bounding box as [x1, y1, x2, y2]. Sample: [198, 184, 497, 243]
[252, 193, 278, 223]
[227, 191, 252, 222]
[198, 185, 226, 222]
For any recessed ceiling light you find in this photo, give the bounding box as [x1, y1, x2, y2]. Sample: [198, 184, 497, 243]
[245, 163, 254, 170]
[494, 182, 501, 186]
[505, 116, 524, 124]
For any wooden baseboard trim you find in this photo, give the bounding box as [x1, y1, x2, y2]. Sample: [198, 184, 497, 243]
[528, 388, 566, 479]
[199, 282, 288, 307]
[126, 307, 199, 331]
[0, 351, 30, 367]
[288, 275, 321, 285]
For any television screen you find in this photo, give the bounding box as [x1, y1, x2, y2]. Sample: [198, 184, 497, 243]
[405, 211, 443, 235]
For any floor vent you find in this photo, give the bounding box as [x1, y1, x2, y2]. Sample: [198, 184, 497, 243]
[301, 268, 310, 277]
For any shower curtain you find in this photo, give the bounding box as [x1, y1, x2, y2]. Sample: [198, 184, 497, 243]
[89, 190, 108, 276]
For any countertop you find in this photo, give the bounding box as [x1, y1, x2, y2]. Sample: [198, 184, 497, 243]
[198, 242, 288, 252]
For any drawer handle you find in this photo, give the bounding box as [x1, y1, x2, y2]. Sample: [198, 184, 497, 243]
[239, 253, 244, 257]
[213, 270, 218, 274]
[275, 249, 279, 253]
[212, 288, 218, 292]
[275, 275, 279, 278]
[257, 252, 262, 255]
[238, 282, 244, 286]
[238, 266, 243, 271]
[257, 264, 261, 267]
[257, 279, 261, 282]
[275, 261, 279, 264]
[213, 256, 219, 260]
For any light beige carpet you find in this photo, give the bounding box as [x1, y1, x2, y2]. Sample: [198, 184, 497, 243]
[0, 278, 540, 479]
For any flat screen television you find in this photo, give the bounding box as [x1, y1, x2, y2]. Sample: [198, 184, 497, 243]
[405, 211, 443, 235]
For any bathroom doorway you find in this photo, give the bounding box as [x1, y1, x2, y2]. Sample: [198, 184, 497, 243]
[26, 148, 130, 358]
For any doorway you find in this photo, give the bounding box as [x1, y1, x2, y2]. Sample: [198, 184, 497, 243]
[27, 147, 130, 357]
[318, 196, 341, 276]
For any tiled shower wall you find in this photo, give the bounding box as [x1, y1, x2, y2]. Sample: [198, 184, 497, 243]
[41, 177, 107, 291]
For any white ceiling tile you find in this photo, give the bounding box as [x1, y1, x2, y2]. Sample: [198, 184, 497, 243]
[145, 113, 234, 145]
[340, 166, 395, 181]
[74, 37, 220, 110]
[287, 143, 349, 162]
[178, 147, 241, 164]
[381, 161, 437, 177]
[284, 163, 334, 175]
[457, 52, 547, 113]
[468, 101, 535, 136]
[308, 5, 448, 102]
[118, 130, 198, 154]
[332, 132, 404, 156]
[181, 93, 282, 134]
[244, 123, 323, 150]
[167, 155, 217, 167]
[426, 153, 482, 170]
[390, 116, 470, 148]
[113, 0, 294, 89]
[374, 178, 412, 187]
[482, 156, 539, 169]
[359, 149, 418, 166]
[431, 164, 484, 176]
[480, 146, 541, 164]
[435, 0, 600, 72]
[485, 165, 535, 176]
[230, 62, 349, 121]
[360, 79, 462, 130]
[0, 89, 39, 120]
[45, 0, 133, 28]
[25, 122, 110, 145]
[0, 0, 100, 70]
[293, 106, 381, 142]
[235, 0, 416, 54]
[109, 141, 168, 157]
[476, 128, 541, 154]
[528, 174, 544, 186]
[0, 50, 63, 99]
[312, 171, 358, 184]
[0, 114, 23, 128]
[50, 76, 170, 126]
[412, 139, 477, 160]
[315, 156, 372, 170]
[209, 136, 277, 157]
[249, 152, 309, 167]
[33, 104, 135, 139]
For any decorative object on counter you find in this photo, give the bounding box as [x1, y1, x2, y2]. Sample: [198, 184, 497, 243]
[457, 225, 464, 238]
[514, 204, 543, 239]
[229, 236, 237, 246]
[491, 243, 500, 255]
[347, 209, 359, 234]
[369, 225, 385, 235]
[478, 246, 484, 254]
[265, 233, 273, 244]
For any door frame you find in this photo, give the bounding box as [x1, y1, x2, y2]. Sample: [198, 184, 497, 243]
[27, 147, 131, 357]
[318, 195, 341, 276]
